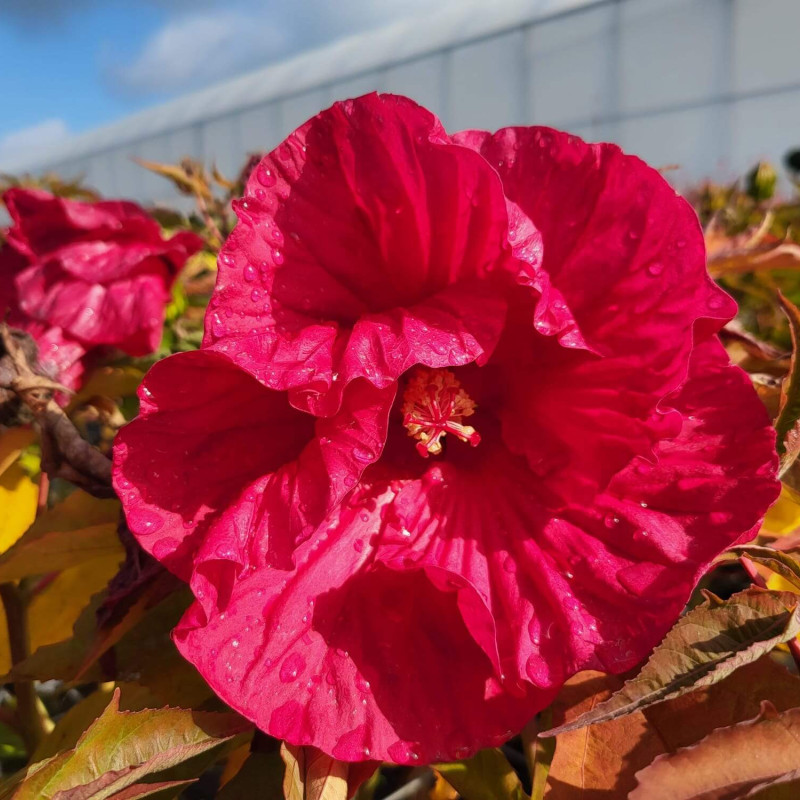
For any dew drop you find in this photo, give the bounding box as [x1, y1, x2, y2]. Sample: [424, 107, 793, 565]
[646, 261, 664, 276]
[352, 446, 373, 462]
[243, 264, 256, 282]
[257, 166, 277, 187]
[279, 653, 306, 683]
[604, 513, 620, 528]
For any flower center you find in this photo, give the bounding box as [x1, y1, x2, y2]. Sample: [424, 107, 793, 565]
[402, 366, 481, 458]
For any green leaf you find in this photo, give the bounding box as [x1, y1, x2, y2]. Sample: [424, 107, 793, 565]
[522, 713, 554, 800]
[0, 721, 26, 760]
[5, 688, 250, 800]
[731, 545, 800, 591]
[541, 589, 800, 737]
[436, 749, 530, 800]
[281, 744, 348, 800]
[631, 703, 800, 800]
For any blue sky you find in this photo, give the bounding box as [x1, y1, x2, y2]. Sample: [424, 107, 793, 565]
[0, 0, 437, 166]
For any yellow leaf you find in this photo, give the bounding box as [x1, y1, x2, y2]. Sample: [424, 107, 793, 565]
[767, 573, 799, 593]
[0, 462, 38, 554]
[0, 428, 34, 478]
[68, 366, 144, 410]
[0, 490, 122, 581]
[0, 553, 122, 675]
[761, 485, 800, 537]
[282, 744, 348, 800]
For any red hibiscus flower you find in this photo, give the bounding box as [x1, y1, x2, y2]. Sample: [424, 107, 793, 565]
[0, 188, 203, 363]
[113, 95, 779, 764]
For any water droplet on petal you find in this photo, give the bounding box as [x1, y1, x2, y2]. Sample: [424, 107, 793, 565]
[257, 166, 276, 187]
[279, 653, 305, 683]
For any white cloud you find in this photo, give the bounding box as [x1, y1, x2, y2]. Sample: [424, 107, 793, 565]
[111, 0, 448, 96]
[112, 10, 288, 94]
[0, 118, 69, 169]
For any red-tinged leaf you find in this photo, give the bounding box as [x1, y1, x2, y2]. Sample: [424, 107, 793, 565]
[7, 688, 250, 800]
[32, 684, 169, 762]
[282, 744, 348, 800]
[775, 292, 800, 458]
[630, 703, 800, 800]
[730, 546, 800, 591]
[98, 780, 196, 800]
[51, 770, 194, 800]
[541, 589, 800, 737]
[435, 749, 530, 800]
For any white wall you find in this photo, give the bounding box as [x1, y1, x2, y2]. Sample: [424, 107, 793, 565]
[45, 0, 800, 203]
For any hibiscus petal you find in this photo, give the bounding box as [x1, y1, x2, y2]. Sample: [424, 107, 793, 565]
[205, 93, 555, 412]
[16, 263, 173, 355]
[456, 128, 739, 499]
[365, 337, 777, 691]
[2, 187, 203, 356]
[174, 488, 552, 764]
[114, 349, 393, 579]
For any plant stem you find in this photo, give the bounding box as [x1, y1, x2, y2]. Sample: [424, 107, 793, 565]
[0, 582, 48, 756]
[37, 471, 49, 514]
[740, 555, 800, 672]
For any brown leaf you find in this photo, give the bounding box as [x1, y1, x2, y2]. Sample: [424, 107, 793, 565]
[729, 546, 800, 591]
[0, 427, 34, 477]
[708, 238, 800, 277]
[133, 158, 212, 200]
[721, 321, 787, 362]
[630, 703, 800, 800]
[775, 292, 800, 462]
[543, 657, 800, 799]
[541, 589, 800, 737]
[544, 672, 661, 799]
